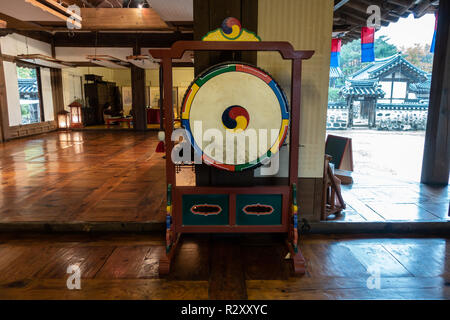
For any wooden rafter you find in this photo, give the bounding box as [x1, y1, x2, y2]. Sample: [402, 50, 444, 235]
[86, 54, 130, 69]
[126, 55, 159, 69]
[25, 0, 82, 29]
[17, 53, 75, 68]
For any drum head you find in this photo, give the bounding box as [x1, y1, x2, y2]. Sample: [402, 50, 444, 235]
[181, 62, 289, 171]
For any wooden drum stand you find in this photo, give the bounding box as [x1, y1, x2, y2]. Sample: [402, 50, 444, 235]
[149, 40, 314, 276]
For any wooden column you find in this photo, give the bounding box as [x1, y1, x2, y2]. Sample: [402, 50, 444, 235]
[50, 69, 65, 116]
[368, 99, 376, 128]
[131, 48, 147, 131]
[0, 43, 10, 142]
[347, 97, 353, 128]
[421, 2, 450, 185]
[159, 63, 164, 130]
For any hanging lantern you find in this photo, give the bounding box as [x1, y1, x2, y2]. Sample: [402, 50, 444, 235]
[68, 101, 83, 128]
[57, 110, 70, 130]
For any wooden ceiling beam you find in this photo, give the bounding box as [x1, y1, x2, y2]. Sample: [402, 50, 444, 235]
[53, 31, 193, 47]
[78, 8, 168, 30]
[0, 12, 50, 31]
[413, 0, 436, 18]
[340, 5, 396, 25]
[0, 29, 53, 43]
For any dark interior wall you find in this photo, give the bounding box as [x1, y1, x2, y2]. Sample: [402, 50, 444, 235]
[193, 0, 258, 75]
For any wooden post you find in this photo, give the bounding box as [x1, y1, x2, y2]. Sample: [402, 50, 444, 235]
[368, 99, 376, 128]
[162, 57, 176, 187]
[0, 42, 9, 142]
[347, 97, 353, 128]
[159, 63, 164, 130]
[50, 69, 65, 117]
[131, 48, 147, 131]
[421, 2, 450, 185]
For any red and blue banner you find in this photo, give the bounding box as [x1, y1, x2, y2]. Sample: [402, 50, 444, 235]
[330, 38, 341, 67]
[430, 11, 438, 53]
[361, 27, 375, 63]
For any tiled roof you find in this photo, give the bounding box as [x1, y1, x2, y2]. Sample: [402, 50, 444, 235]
[18, 78, 38, 93]
[329, 66, 344, 79]
[350, 54, 427, 83]
[340, 79, 385, 98]
[409, 74, 431, 94]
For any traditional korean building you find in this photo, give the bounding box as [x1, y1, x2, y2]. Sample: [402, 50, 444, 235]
[329, 66, 344, 87]
[340, 53, 429, 128]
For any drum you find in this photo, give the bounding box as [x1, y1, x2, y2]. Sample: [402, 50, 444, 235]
[181, 62, 289, 171]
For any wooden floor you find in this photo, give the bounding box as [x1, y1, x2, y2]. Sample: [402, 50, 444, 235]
[0, 131, 448, 225]
[0, 233, 448, 299]
[334, 175, 449, 222]
[0, 131, 167, 223]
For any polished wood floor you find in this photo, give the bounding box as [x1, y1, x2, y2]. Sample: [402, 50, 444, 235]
[0, 131, 448, 224]
[0, 233, 448, 299]
[335, 175, 449, 222]
[0, 131, 168, 222]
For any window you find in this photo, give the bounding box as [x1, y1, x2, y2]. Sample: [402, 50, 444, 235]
[16, 65, 43, 125]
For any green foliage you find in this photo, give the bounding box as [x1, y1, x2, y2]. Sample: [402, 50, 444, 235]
[327, 87, 341, 102]
[16, 66, 36, 79]
[401, 43, 433, 73]
[340, 35, 398, 77]
[20, 104, 30, 117]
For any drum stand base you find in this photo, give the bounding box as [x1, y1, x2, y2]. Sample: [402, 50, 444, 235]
[158, 233, 181, 276]
[285, 239, 306, 275]
[159, 234, 306, 276]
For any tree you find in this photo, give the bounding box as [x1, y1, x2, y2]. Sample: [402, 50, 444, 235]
[16, 66, 36, 79]
[401, 43, 433, 73]
[340, 35, 398, 77]
[328, 87, 341, 102]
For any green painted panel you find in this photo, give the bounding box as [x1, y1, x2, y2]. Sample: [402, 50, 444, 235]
[236, 194, 282, 226]
[182, 194, 229, 226]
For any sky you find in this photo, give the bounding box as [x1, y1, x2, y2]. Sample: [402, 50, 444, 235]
[376, 13, 436, 48]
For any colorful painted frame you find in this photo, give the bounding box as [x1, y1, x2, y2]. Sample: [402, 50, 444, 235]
[149, 41, 314, 276]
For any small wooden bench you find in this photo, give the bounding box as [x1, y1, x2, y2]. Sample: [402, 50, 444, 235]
[105, 117, 133, 128]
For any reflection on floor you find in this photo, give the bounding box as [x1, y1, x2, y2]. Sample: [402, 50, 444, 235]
[0, 131, 167, 223]
[0, 233, 448, 299]
[81, 122, 181, 131]
[0, 130, 194, 224]
[82, 123, 159, 130]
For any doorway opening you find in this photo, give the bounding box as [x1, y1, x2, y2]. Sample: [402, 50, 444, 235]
[326, 13, 448, 223]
